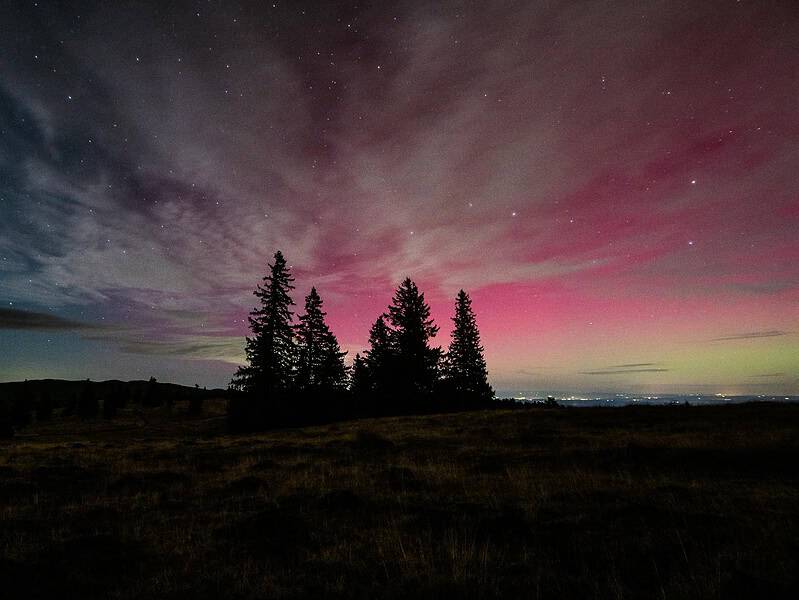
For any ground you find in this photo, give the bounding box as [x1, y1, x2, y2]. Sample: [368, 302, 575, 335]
[1, 402, 797, 599]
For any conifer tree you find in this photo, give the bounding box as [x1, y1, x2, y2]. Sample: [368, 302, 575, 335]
[363, 315, 393, 397]
[295, 287, 348, 391]
[446, 290, 493, 404]
[386, 278, 441, 398]
[350, 352, 371, 397]
[232, 251, 297, 398]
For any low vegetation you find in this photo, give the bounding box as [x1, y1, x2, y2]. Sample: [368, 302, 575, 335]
[1, 401, 797, 598]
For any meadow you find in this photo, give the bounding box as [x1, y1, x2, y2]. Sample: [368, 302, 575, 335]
[1, 401, 797, 599]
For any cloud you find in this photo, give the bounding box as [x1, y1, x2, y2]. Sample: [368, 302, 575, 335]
[2, 1, 799, 390]
[709, 330, 789, 342]
[113, 337, 245, 363]
[0, 308, 98, 331]
[581, 368, 670, 375]
[580, 362, 669, 375]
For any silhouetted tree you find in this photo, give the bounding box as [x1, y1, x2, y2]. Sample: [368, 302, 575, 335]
[350, 353, 371, 398]
[362, 315, 394, 408]
[444, 290, 493, 406]
[76, 381, 99, 419]
[229, 251, 297, 429]
[385, 278, 441, 406]
[295, 287, 348, 392]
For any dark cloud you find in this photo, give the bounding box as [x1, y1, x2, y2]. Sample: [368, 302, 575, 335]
[709, 331, 788, 342]
[581, 368, 670, 375]
[580, 362, 668, 375]
[0, 308, 97, 331]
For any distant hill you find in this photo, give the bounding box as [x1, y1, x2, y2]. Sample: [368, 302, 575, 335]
[0, 378, 227, 409]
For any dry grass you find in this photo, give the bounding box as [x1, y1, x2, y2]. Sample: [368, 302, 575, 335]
[1, 402, 797, 599]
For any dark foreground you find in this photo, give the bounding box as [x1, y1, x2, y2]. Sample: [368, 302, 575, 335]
[1, 403, 797, 599]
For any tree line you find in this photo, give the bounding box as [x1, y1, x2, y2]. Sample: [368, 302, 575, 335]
[0, 378, 210, 438]
[227, 251, 493, 431]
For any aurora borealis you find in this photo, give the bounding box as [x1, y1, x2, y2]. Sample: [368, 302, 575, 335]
[1, 1, 797, 394]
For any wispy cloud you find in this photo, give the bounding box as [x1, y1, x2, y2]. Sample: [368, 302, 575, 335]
[2, 1, 798, 390]
[0, 308, 98, 331]
[580, 362, 669, 375]
[113, 337, 245, 363]
[709, 330, 788, 342]
[515, 367, 557, 376]
[581, 368, 670, 375]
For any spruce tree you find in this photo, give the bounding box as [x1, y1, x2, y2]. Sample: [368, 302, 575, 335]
[350, 353, 371, 398]
[446, 290, 493, 404]
[386, 278, 441, 400]
[232, 251, 297, 398]
[363, 315, 393, 398]
[295, 287, 348, 392]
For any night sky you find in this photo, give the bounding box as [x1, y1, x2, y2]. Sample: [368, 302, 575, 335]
[1, 0, 797, 395]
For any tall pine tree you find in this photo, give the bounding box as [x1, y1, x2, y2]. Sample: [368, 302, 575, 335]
[231, 251, 297, 399]
[295, 287, 348, 392]
[350, 353, 371, 398]
[386, 278, 441, 401]
[364, 316, 392, 387]
[445, 290, 493, 404]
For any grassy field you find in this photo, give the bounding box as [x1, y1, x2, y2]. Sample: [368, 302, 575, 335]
[1, 401, 797, 599]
